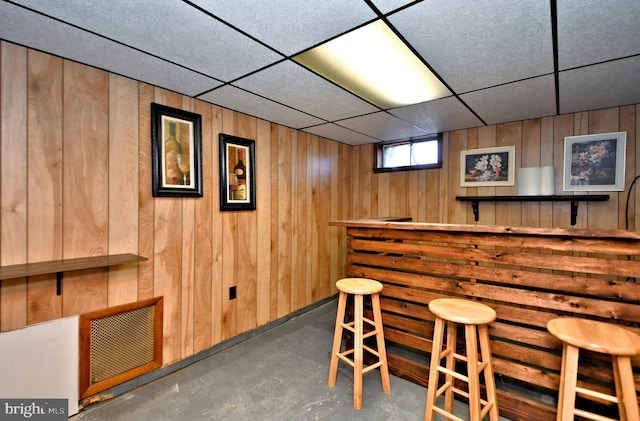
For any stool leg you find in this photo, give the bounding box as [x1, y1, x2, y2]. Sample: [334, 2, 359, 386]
[443, 320, 456, 415]
[466, 324, 481, 421]
[425, 317, 445, 421]
[557, 343, 579, 421]
[613, 356, 640, 421]
[371, 293, 391, 394]
[353, 294, 364, 410]
[478, 324, 499, 421]
[328, 292, 347, 388]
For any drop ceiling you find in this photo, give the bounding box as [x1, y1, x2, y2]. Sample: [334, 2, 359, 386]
[1, 0, 639, 145]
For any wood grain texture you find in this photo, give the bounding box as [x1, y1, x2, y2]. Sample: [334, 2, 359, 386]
[193, 100, 213, 353]
[236, 113, 257, 333]
[62, 60, 109, 316]
[108, 74, 139, 307]
[25, 49, 64, 324]
[0, 42, 28, 330]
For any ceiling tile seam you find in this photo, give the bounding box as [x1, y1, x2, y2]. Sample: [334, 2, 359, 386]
[197, 82, 334, 124]
[182, 0, 288, 58]
[304, 120, 386, 143]
[558, 53, 640, 72]
[7, 0, 226, 85]
[551, 0, 560, 116]
[193, 58, 290, 98]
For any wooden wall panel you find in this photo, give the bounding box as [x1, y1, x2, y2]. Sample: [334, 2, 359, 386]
[179, 97, 196, 359]
[108, 74, 139, 307]
[137, 83, 155, 302]
[276, 126, 293, 318]
[316, 137, 332, 298]
[236, 113, 258, 333]
[255, 119, 271, 326]
[209, 104, 224, 345]
[193, 100, 213, 354]
[294, 132, 309, 307]
[152, 88, 183, 365]
[62, 61, 109, 316]
[221, 108, 237, 340]
[0, 42, 28, 331]
[25, 50, 64, 325]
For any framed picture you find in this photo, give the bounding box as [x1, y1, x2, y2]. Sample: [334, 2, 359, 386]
[219, 133, 256, 211]
[460, 146, 515, 187]
[563, 132, 626, 192]
[151, 103, 202, 197]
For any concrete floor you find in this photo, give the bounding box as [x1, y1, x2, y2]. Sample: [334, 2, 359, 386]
[71, 300, 512, 421]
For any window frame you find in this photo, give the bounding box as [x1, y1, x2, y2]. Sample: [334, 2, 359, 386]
[373, 134, 443, 173]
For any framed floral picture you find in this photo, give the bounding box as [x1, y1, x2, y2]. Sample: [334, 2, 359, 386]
[563, 132, 626, 192]
[460, 146, 515, 187]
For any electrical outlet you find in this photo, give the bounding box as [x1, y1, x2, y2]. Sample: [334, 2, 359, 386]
[229, 286, 237, 300]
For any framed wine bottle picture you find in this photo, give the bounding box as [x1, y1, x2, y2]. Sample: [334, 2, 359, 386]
[151, 103, 203, 197]
[219, 133, 256, 211]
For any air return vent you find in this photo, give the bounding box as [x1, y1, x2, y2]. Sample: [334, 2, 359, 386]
[79, 297, 163, 399]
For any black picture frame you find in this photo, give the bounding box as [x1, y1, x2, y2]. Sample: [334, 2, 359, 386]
[151, 103, 202, 197]
[219, 133, 256, 211]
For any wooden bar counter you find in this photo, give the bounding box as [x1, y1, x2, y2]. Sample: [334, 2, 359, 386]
[329, 219, 640, 421]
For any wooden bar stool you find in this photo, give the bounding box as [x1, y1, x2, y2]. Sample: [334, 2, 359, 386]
[547, 317, 640, 421]
[425, 298, 499, 421]
[328, 278, 391, 410]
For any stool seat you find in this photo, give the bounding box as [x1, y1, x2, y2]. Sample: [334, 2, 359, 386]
[547, 317, 640, 421]
[428, 298, 496, 325]
[425, 298, 499, 421]
[328, 278, 390, 410]
[547, 317, 640, 356]
[336, 277, 383, 295]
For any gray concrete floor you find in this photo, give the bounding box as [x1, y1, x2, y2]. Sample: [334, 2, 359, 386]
[71, 300, 512, 421]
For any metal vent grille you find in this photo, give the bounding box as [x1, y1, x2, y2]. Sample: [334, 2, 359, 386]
[90, 306, 155, 385]
[80, 297, 162, 399]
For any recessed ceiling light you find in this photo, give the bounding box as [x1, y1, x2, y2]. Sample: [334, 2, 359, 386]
[293, 20, 451, 109]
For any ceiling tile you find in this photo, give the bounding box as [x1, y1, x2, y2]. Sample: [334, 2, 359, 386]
[0, 3, 222, 96]
[368, 0, 419, 15]
[557, 0, 640, 70]
[389, 0, 553, 93]
[233, 61, 380, 121]
[190, 0, 377, 56]
[460, 75, 556, 125]
[10, 0, 281, 81]
[198, 86, 325, 129]
[559, 57, 640, 114]
[389, 97, 484, 134]
[338, 112, 428, 141]
[303, 124, 380, 146]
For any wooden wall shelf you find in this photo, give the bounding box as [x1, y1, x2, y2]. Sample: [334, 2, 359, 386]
[0, 253, 147, 295]
[455, 194, 609, 225]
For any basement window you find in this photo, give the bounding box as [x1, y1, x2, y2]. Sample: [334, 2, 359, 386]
[374, 135, 442, 172]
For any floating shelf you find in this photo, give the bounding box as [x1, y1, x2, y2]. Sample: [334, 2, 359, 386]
[455, 195, 610, 226]
[0, 253, 147, 295]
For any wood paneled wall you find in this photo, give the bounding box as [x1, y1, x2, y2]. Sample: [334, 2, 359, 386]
[1, 40, 638, 374]
[351, 106, 639, 231]
[0, 43, 350, 367]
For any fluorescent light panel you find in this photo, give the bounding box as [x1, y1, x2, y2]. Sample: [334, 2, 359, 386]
[294, 20, 451, 109]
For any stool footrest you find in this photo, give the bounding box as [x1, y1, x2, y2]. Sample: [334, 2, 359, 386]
[573, 408, 618, 421]
[432, 405, 465, 421]
[575, 386, 618, 404]
[437, 366, 468, 383]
